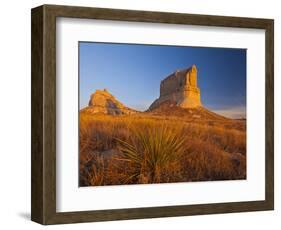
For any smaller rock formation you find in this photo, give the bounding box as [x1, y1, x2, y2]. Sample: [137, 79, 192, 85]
[149, 65, 202, 110]
[82, 89, 137, 115]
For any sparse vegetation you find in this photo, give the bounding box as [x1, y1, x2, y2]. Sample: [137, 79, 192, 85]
[79, 113, 246, 186]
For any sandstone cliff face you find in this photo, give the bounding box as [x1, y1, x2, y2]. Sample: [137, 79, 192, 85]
[81, 89, 137, 115]
[149, 65, 202, 110]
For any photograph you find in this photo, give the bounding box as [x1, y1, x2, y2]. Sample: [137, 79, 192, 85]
[30, 4, 274, 224]
[79, 42, 247, 187]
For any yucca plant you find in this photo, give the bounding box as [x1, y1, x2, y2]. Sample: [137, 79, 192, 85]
[116, 124, 185, 184]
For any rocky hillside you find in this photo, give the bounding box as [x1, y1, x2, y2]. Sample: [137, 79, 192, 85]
[80, 89, 138, 115]
[147, 100, 228, 121]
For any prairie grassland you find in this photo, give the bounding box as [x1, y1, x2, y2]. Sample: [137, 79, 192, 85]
[79, 113, 246, 186]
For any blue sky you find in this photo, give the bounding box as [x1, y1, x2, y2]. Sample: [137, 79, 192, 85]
[79, 42, 246, 118]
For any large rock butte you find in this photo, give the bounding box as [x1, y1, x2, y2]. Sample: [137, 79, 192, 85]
[149, 65, 202, 110]
[82, 89, 137, 115]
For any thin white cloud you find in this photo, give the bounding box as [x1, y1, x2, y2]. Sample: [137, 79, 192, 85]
[212, 106, 246, 119]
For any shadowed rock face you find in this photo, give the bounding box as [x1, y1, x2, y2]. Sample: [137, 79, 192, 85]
[82, 89, 137, 115]
[149, 65, 202, 110]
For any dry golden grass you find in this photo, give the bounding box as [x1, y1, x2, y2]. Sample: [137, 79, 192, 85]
[79, 113, 246, 186]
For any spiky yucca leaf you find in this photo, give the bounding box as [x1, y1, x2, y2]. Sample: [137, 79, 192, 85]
[116, 125, 185, 183]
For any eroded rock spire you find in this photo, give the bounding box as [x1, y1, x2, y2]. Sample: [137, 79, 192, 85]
[149, 65, 202, 110]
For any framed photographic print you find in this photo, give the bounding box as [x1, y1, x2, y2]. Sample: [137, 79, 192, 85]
[31, 4, 274, 225]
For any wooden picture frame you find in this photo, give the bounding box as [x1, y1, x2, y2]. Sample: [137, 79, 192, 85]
[31, 4, 274, 225]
